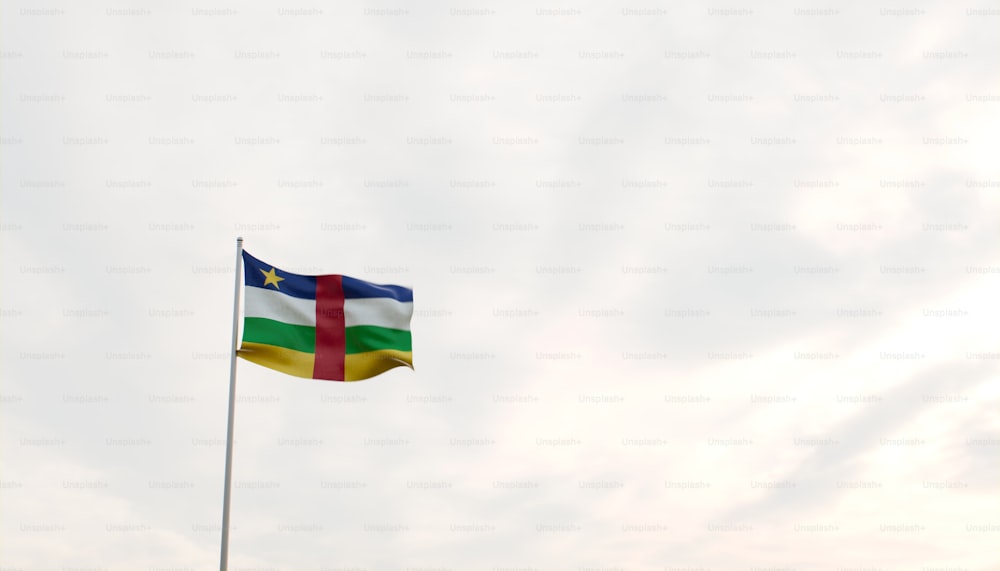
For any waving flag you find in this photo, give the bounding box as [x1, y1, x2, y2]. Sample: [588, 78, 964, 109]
[237, 251, 413, 381]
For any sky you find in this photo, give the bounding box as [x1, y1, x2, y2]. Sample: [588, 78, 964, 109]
[1, 1, 999, 570]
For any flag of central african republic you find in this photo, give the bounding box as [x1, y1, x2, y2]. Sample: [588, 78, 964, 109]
[237, 251, 413, 381]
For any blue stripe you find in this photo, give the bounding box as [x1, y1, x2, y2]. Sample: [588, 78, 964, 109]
[342, 275, 413, 302]
[242, 251, 317, 300]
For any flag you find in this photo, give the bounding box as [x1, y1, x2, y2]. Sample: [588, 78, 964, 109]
[237, 250, 413, 381]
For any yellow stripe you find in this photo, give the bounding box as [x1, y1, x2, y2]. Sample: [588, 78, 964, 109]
[344, 350, 413, 382]
[238, 342, 315, 379]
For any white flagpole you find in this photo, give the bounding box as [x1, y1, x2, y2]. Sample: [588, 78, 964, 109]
[220, 236, 243, 571]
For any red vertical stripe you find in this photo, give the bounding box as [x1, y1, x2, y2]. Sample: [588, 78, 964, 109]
[313, 275, 346, 381]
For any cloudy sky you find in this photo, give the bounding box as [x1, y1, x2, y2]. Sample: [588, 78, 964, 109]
[2, 1, 999, 570]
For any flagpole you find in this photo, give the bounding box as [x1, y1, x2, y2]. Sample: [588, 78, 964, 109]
[220, 236, 243, 571]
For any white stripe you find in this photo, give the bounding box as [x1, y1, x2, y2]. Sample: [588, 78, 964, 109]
[345, 298, 412, 330]
[244, 286, 316, 327]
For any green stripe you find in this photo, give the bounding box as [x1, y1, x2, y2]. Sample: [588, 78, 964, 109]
[243, 317, 316, 354]
[345, 325, 411, 355]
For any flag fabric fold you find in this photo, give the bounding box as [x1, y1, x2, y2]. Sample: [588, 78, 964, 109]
[237, 250, 413, 381]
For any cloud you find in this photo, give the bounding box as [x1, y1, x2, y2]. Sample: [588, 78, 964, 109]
[2, 1, 998, 569]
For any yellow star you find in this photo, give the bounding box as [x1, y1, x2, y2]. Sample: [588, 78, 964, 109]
[260, 267, 285, 289]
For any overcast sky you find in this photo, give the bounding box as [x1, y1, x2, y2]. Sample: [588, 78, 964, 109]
[2, 1, 999, 570]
